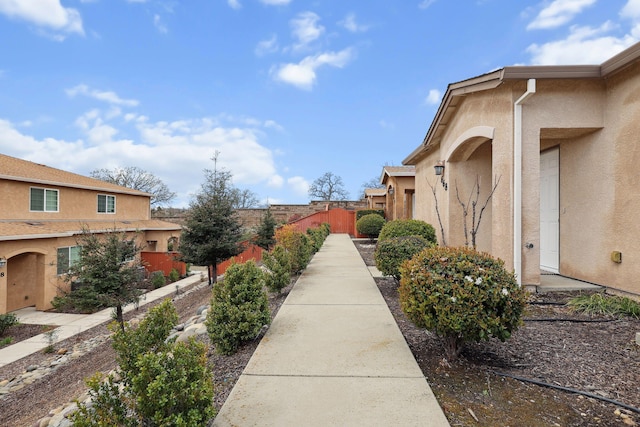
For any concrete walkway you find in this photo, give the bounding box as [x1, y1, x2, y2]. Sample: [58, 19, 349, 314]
[0, 273, 204, 368]
[213, 234, 450, 427]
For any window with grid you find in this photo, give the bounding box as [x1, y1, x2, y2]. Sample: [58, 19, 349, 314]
[30, 187, 59, 212]
[57, 246, 81, 275]
[97, 194, 116, 213]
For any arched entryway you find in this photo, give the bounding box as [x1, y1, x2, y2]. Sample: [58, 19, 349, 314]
[4, 252, 46, 312]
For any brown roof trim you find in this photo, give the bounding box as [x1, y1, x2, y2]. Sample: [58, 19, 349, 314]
[0, 175, 153, 197]
[403, 42, 640, 165]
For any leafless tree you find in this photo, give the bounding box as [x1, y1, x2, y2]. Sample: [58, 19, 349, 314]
[308, 172, 350, 201]
[91, 166, 176, 207]
[455, 175, 501, 249]
[426, 178, 447, 246]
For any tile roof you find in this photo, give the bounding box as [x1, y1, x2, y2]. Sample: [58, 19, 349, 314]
[0, 153, 151, 197]
[0, 219, 181, 241]
[364, 188, 386, 196]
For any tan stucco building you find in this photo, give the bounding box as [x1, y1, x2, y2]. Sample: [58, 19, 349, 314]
[0, 154, 182, 314]
[404, 43, 640, 296]
[379, 166, 415, 221]
[364, 188, 386, 211]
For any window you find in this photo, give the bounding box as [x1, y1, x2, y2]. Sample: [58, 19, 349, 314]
[57, 246, 81, 275]
[30, 187, 59, 212]
[97, 194, 116, 214]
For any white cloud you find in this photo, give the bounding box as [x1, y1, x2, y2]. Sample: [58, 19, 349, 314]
[264, 120, 284, 131]
[290, 11, 324, 49]
[621, 0, 640, 19]
[255, 35, 279, 56]
[425, 89, 441, 105]
[339, 13, 369, 33]
[260, 0, 291, 5]
[154, 14, 168, 33]
[287, 176, 310, 196]
[418, 0, 437, 9]
[272, 48, 354, 90]
[0, 0, 84, 39]
[66, 84, 140, 107]
[527, 0, 596, 30]
[526, 22, 637, 64]
[228, 0, 241, 10]
[268, 175, 284, 187]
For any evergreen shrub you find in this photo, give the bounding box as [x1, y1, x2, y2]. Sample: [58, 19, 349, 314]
[274, 225, 311, 274]
[356, 214, 386, 240]
[378, 219, 437, 245]
[356, 209, 385, 220]
[168, 268, 180, 283]
[262, 245, 292, 294]
[399, 246, 527, 360]
[0, 313, 18, 336]
[150, 271, 166, 289]
[206, 260, 271, 355]
[374, 235, 429, 281]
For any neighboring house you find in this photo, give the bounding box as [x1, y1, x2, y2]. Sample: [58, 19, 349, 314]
[403, 42, 640, 296]
[379, 166, 415, 221]
[0, 154, 182, 314]
[364, 188, 386, 211]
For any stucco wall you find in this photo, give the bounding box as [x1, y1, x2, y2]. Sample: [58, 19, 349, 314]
[1, 181, 151, 221]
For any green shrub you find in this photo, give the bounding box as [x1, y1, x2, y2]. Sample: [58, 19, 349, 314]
[356, 214, 386, 239]
[169, 268, 180, 283]
[374, 236, 430, 281]
[206, 260, 271, 355]
[263, 245, 292, 294]
[0, 313, 18, 336]
[306, 227, 325, 253]
[568, 293, 640, 318]
[356, 209, 385, 220]
[150, 270, 167, 289]
[275, 225, 312, 274]
[73, 299, 215, 426]
[51, 286, 107, 314]
[399, 246, 527, 360]
[378, 219, 437, 245]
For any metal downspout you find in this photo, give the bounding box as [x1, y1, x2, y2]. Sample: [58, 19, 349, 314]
[513, 79, 536, 286]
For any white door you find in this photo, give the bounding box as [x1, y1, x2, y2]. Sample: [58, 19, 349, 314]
[540, 148, 559, 272]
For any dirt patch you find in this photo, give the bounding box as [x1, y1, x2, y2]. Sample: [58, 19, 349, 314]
[353, 240, 640, 426]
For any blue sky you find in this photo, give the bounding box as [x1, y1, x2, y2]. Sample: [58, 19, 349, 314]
[1, 0, 638, 207]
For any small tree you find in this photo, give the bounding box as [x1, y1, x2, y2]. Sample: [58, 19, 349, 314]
[308, 172, 350, 201]
[356, 213, 386, 240]
[399, 246, 527, 360]
[206, 260, 271, 355]
[65, 228, 144, 331]
[254, 208, 277, 250]
[91, 166, 176, 207]
[180, 153, 244, 284]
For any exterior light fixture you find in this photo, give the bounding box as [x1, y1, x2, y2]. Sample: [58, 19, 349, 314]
[388, 187, 394, 195]
[0, 258, 6, 268]
[434, 161, 448, 190]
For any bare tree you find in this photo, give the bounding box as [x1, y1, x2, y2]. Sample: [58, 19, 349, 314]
[455, 175, 501, 249]
[359, 177, 384, 198]
[426, 178, 447, 246]
[309, 172, 350, 201]
[91, 166, 176, 207]
[230, 188, 261, 209]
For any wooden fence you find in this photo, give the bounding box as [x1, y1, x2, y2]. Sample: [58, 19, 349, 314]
[141, 252, 187, 277]
[288, 207, 359, 236]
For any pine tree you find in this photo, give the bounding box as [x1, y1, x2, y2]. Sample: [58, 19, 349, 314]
[254, 208, 277, 250]
[180, 154, 244, 284]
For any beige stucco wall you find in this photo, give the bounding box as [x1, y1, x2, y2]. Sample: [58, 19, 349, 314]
[1, 181, 151, 221]
[410, 68, 640, 295]
[383, 176, 415, 220]
[0, 229, 176, 313]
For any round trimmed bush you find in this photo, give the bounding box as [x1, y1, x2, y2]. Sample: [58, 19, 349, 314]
[378, 219, 437, 245]
[356, 213, 386, 239]
[399, 246, 527, 360]
[374, 235, 430, 281]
